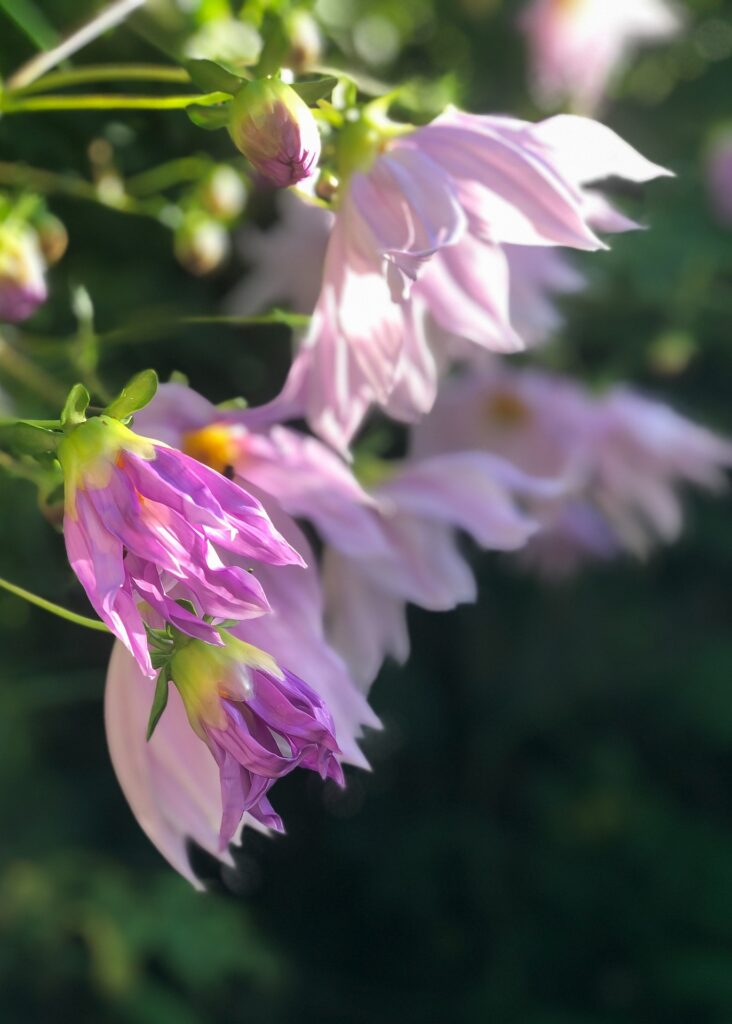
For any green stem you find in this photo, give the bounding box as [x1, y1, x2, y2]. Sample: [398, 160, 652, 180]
[0, 90, 230, 114]
[0, 335, 68, 405]
[0, 575, 110, 632]
[13, 63, 191, 95]
[125, 156, 213, 198]
[97, 311, 310, 346]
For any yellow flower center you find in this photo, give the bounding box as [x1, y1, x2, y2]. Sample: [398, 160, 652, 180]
[484, 391, 532, 428]
[182, 424, 240, 475]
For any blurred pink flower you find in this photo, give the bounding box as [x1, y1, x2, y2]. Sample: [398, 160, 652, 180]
[411, 363, 732, 577]
[0, 225, 47, 322]
[519, 0, 682, 113]
[236, 111, 669, 450]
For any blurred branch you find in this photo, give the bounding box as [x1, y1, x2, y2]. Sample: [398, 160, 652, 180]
[0, 90, 230, 114]
[13, 63, 190, 94]
[0, 335, 67, 405]
[7, 0, 148, 89]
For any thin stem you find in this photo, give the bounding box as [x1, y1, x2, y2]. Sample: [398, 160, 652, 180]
[125, 156, 213, 197]
[13, 63, 190, 95]
[98, 311, 310, 346]
[0, 161, 165, 219]
[0, 335, 68, 405]
[7, 0, 148, 89]
[0, 90, 230, 114]
[0, 575, 110, 633]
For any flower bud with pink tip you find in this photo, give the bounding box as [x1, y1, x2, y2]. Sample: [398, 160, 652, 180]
[228, 78, 321, 188]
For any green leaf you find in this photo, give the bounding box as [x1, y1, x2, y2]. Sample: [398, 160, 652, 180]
[104, 369, 158, 421]
[0, 421, 61, 457]
[146, 667, 170, 741]
[0, 0, 58, 50]
[291, 76, 338, 106]
[60, 383, 90, 430]
[184, 59, 247, 95]
[186, 103, 231, 131]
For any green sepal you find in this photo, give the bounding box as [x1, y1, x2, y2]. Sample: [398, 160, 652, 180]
[184, 58, 248, 95]
[186, 103, 232, 131]
[0, 421, 61, 458]
[291, 76, 339, 106]
[104, 369, 158, 422]
[146, 665, 171, 741]
[60, 383, 90, 431]
[216, 396, 248, 411]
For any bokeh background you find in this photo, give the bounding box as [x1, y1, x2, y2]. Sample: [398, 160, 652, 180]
[1, 1, 732, 1021]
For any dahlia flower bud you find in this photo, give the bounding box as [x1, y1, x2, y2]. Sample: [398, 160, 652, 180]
[58, 413, 303, 676]
[0, 224, 47, 323]
[228, 78, 321, 188]
[169, 630, 343, 845]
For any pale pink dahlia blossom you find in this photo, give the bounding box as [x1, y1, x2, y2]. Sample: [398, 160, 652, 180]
[519, 0, 682, 114]
[412, 364, 732, 577]
[59, 415, 303, 676]
[253, 111, 669, 449]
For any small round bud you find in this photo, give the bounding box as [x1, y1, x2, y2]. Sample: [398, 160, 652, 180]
[0, 226, 47, 323]
[285, 11, 323, 73]
[174, 216, 230, 276]
[228, 78, 321, 188]
[36, 213, 69, 265]
[200, 166, 247, 220]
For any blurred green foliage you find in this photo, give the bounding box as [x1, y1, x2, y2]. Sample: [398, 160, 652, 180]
[1, 1, 732, 1022]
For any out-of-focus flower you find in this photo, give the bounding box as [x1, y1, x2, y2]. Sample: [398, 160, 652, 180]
[0, 224, 47, 322]
[707, 132, 732, 227]
[168, 629, 343, 845]
[412, 363, 732, 577]
[285, 10, 323, 73]
[35, 212, 68, 266]
[257, 110, 669, 450]
[58, 415, 303, 676]
[228, 79, 321, 188]
[522, 0, 679, 114]
[519, 0, 682, 113]
[320, 451, 560, 687]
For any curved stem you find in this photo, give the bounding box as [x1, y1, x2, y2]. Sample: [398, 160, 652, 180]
[0, 91, 230, 114]
[0, 575, 110, 633]
[13, 64, 191, 95]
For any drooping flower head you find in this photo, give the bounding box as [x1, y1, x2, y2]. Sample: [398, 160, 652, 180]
[58, 411, 303, 676]
[0, 222, 47, 323]
[228, 78, 321, 188]
[519, 0, 682, 113]
[167, 629, 343, 847]
[251, 108, 670, 450]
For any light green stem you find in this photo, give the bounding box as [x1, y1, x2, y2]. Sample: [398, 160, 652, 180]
[0, 90, 230, 114]
[13, 63, 191, 95]
[0, 575, 110, 632]
[0, 335, 68, 405]
[97, 311, 310, 346]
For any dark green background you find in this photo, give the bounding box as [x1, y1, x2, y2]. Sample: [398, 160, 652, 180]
[1, 1, 731, 1021]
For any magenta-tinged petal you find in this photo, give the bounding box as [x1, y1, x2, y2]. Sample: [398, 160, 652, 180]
[105, 643, 244, 887]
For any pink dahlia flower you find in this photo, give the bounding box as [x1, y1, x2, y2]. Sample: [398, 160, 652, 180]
[412, 363, 732, 577]
[248, 111, 669, 450]
[134, 385, 381, 755]
[59, 415, 303, 676]
[519, 0, 682, 114]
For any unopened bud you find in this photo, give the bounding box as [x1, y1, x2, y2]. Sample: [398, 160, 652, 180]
[36, 213, 69, 265]
[174, 216, 230, 276]
[285, 11, 323, 73]
[228, 78, 321, 188]
[200, 166, 247, 220]
[0, 226, 47, 323]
